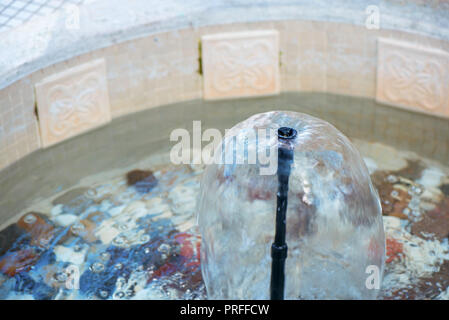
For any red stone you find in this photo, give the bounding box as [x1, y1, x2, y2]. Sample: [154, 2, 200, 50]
[0, 248, 39, 276]
[151, 262, 176, 279]
[17, 212, 56, 249]
[248, 188, 273, 201]
[247, 177, 275, 202]
[174, 232, 191, 244]
[196, 242, 201, 262]
[386, 238, 403, 263]
[411, 199, 449, 240]
[180, 243, 194, 259]
[368, 237, 383, 261]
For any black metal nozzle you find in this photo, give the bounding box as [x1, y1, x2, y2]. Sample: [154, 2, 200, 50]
[277, 127, 297, 140]
[270, 127, 296, 300]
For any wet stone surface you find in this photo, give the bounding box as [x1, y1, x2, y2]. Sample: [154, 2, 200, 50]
[411, 199, 449, 240]
[364, 144, 449, 300]
[0, 140, 448, 300]
[126, 170, 158, 194]
[0, 160, 204, 300]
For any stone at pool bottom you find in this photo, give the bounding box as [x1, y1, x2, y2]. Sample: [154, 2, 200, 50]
[0, 142, 448, 299]
[126, 169, 158, 194]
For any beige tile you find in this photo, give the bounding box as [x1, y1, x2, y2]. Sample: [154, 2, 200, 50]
[326, 23, 377, 98]
[35, 59, 112, 148]
[279, 21, 327, 93]
[201, 30, 280, 100]
[0, 77, 40, 171]
[376, 38, 449, 118]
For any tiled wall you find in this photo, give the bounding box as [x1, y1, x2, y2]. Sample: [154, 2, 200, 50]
[0, 0, 85, 32]
[201, 30, 280, 100]
[0, 20, 448, 171]
[0, 77, 40, 169]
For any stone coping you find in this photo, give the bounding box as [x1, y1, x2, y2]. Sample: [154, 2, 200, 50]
[1, 0, 448, 90]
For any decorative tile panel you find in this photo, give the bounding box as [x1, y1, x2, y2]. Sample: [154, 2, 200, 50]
[201, 30, 280, 100]
[35, 58, 111, 147]
[376, 38, 449, 117]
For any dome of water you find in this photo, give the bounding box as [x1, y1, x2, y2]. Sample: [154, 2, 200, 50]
[197, 111, 385, 299]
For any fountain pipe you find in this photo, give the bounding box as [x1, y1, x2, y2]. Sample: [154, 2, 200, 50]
[270, 127, 296, 300]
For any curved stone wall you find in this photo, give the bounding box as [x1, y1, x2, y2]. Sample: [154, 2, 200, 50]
[0, 1, 448, 171]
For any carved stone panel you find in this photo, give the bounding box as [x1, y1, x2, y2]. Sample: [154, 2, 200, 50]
[201, 30, 280, 100]
[376, 38, 449, 117]
[35, 59, 111, 147]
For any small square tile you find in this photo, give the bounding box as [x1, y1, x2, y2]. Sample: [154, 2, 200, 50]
[35, 59, 111, 148]
[201, 30, 280, 100]
[376, 38, 449, 117]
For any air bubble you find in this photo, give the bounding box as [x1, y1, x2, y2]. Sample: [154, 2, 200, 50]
[113, 235, 127, 246]
[54, 271, 68, 282]
[126, 289, 134, 297]
[100, 252, 110, 261]
[99, 290, 109, 298]
[387, 175, 398, 183]
[71, 222, 85, 235]
[411, 210, 421, 217]
[140, 234, 150, 244]
[90, 262, 105, 273]
[158, 243, 170, 253]
[118, 224, 128, 231]
[410, 185, 424, 196]
[409, 197, 420, 209]
[23, 214, 37, 224]
[117, 277, 126, 286]
[114, 291, 125, 299]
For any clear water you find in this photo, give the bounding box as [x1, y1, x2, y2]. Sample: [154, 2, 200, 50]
[0, 139, 449, 300]
[0, 154, 205, 300]
[197, 111, 385, 299]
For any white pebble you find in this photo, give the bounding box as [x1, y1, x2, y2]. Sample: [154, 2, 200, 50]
[54, 245, 87, 266]
[51, 204, 64, 216]
[54, 214, 78, 227]
[109, 205, 126, 217]
[95, 220, 120, 244]
[418, 167, 445, 189]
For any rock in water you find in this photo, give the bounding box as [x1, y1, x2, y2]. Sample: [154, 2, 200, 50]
[126, 170, 158, 194]
[197, 111, 385, 299]
[0, 224, 26, 256]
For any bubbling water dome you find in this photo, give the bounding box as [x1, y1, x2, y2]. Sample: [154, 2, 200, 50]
[197, 111, 385, 300]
